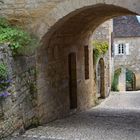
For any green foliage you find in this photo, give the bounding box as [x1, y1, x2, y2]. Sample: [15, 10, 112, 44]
[111, 69, 121, 91]
[93, 41, 109, 64]
[0, 63, 10, 92]
[0, 17, 38, 56]
[126, 69, 134, 84]
[0, 63, 8, 80]
[0, 17, 9, 28]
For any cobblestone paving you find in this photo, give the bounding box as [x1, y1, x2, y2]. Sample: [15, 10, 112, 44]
[6, 91, 140, 140]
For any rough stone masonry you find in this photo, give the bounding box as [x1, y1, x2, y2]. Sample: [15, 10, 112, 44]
[0, 0, 140, 138]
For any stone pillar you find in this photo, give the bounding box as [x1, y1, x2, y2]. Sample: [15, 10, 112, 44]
[118, 67, 126, 91]
[135, 73, 140, 90]
[132, 74, 136, 91]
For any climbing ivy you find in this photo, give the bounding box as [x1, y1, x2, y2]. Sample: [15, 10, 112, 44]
[0, 63, 8, 80]
[0, 17, 38, 56]
[0, 63, 11, 98]
[92, 41, 109, 64]
[111, 69, 121, 91]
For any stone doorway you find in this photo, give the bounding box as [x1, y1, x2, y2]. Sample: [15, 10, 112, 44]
[126, 69, 136, 91]
[97, 58, 105, 98]
[68, 53, 77, 109]
[112, 68, 136, 92]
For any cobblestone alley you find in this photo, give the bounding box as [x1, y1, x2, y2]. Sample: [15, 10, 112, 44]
[7, 91, 140, 140]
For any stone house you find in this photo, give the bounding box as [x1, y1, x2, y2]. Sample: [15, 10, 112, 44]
[113, 16, 140, 91]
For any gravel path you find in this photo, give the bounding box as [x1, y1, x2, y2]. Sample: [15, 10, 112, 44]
[5, 91, 140, 140]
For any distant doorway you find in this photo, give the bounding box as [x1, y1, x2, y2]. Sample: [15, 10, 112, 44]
[97, 58, 105, 98]
[126, 69, 136, 91]
[112, 68, 136, 92]
[68, 53, 77, 109]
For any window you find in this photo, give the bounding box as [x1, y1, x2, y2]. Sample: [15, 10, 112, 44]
[118, 44, 125, 55]
[114, 43, 129, 56]
[84, 46, 89, 79]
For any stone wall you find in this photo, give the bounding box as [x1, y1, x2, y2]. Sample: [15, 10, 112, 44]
[0, 0, 61, 23]
[37, 34, 97, 124]
[91, 20, 113, 98]
[114, 37, 140, 90]
[0, 45, 37, 138]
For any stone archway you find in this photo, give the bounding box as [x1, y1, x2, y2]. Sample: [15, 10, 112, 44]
[68, 53, 77, 110]
[126, 69, 136, 91]
[97, 58, 105, 99]
[113, 67, 137, 92]
[35, 1, 140, 124]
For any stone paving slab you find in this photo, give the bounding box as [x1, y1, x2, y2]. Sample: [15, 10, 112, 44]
[6, 91, 140, 140]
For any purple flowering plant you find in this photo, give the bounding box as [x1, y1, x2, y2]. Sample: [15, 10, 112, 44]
[0, 79, 12, 99]
[0, 63, 12, 99]
[0, 91, 10, 98]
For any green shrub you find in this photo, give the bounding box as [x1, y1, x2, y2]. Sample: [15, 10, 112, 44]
[0, 17, 38, 56]
[92, 41, 109, 64]
[111, 69, 121, 91]
[0, 63, 8, 80]
[0, 63, 10, 93]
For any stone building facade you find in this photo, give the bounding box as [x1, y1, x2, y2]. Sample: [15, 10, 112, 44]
[113, 16, 140, 91]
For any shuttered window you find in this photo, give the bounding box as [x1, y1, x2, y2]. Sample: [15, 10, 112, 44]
[114, 43, 129, 55]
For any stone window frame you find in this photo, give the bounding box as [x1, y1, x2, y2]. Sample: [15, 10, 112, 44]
[118, 43, 126, 55]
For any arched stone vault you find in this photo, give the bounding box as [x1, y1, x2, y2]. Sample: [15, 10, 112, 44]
[34, 0, 140, 40]
[34, 1, 140, 124]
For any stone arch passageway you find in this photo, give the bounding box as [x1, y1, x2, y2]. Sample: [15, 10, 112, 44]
[36, 1, 140, 124]
[1, 0, 140, 139]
